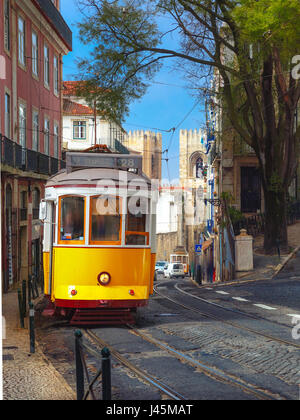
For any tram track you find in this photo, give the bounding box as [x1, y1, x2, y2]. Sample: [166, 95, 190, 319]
[84, 328, 284, 400]
[83, 329, 187, 400]
[126, 325, 281, 400]
[175, 283, 296, 329]
[153, 282, 300, 350]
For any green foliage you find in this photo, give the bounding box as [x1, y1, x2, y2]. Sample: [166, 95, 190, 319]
[221, 191, 234, 204]
[232, 0, 300, 55]
[228, 206, 246, 224]
[76, 1, 162, 122]
[268, 172, 284, 194]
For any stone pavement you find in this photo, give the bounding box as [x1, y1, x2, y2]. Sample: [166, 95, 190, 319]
[235, 221, 300, 282]
[2, 291, 75, 400]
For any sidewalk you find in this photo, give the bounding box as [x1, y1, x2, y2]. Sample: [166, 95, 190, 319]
[2, 291, 75, 400]
[235, 221, 300, 282]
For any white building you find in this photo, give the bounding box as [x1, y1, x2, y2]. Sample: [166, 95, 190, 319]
[156, 187, 179, 234]
[62, 81, 127, 153]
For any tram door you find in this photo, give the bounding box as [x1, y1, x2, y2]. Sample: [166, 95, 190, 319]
[32, 239, 41, 279]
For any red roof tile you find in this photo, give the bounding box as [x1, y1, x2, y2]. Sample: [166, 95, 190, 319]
[63, 98, 94, 116]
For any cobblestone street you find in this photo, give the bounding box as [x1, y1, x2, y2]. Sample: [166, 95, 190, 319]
[2, 292, 75, 400]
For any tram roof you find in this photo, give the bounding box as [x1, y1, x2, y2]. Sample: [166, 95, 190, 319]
[46, 167, 152, 187]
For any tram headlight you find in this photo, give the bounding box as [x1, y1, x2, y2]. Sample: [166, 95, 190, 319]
[98, 272, 111, 286]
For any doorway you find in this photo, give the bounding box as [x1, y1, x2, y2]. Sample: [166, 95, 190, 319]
[241, 167, 261, 213]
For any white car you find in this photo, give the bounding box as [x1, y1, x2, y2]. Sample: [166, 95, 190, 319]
[164, 263, 185, 279]
[155, 261, 168, 274]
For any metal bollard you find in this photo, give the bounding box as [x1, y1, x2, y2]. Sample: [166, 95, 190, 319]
[28, 275, 32, 305]
[101, 347, 111, 400]
[18, 289, 25, 329]
[22, 280, 27, 317]
[75, 330, 84, 400]
[29, 302, 35, 353]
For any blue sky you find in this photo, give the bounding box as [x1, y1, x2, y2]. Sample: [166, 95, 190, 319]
[61, 0, 206, 179]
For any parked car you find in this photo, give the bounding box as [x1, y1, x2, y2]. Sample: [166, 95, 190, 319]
[164, 263, 185, 279]
[155, 261, 168, 274]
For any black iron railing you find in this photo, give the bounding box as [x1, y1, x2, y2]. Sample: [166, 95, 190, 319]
[34, 0, 72, 50]
[0, 134, 65, 175]
[232, 202, 300, 237]
[74, 330, 111, 401]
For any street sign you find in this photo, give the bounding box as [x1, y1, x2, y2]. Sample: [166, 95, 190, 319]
[195, 244, 202, 253]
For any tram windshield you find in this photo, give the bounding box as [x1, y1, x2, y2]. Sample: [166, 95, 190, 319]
[90, 196, 121, 244]
[60, 196, 85, 241]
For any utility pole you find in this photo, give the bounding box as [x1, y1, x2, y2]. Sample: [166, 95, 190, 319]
[94, 100, 97, 146]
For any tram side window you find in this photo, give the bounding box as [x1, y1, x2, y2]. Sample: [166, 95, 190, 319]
[60, 197, 85, 241]
[90, 196, 121, 243]
[126, 199, 148, 245]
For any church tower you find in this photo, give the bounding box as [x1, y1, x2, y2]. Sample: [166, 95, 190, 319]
[178, 129, 208, 263]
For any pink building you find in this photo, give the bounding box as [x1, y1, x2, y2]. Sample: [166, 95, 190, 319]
[0, 0, 72, 292]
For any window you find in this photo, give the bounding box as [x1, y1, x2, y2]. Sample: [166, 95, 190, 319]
[53, 55, 59, 95]
[60, 196, 85, 243]
[32, 188, 40, 219]
[90, 196, 121, 244]
[20, 191, 27, 221]
[4, 0, 10, 52]
[125, 199, 149, 245]
[44, 44, 49, 86]
[73, 121, 86, 139]
[18, 16, 25, 66]
[5, 93, 10, 138]
[53, 123, 59, 158]
[19, 103, 26, 147]
[32, 31, 38, 76]
[196, 157, 203, 179]
[44, 118, 50, 155]
[32, 111, 39, 151]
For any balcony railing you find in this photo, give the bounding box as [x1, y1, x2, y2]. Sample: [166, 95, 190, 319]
[1, 134, 65, 176]
[34, 0, 72, 50]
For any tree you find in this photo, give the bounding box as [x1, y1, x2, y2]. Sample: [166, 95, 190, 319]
[76, 0, 300, 253]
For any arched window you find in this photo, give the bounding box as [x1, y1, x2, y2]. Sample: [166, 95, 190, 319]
[196, 157, 203, 178]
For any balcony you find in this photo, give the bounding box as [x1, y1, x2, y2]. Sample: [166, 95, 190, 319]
[1, 134, 65, 176]
[34, 0, 72, 50]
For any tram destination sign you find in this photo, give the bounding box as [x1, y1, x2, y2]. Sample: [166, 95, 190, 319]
[66, 153, 143, 173]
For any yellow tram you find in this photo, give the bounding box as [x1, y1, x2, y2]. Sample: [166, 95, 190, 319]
[170, 246, 189, 275]
[40, 152, 157, 324]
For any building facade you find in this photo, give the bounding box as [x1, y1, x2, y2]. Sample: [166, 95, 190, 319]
[62, 81, 128, 154]
[0, 0, 72, 292]
[125, 130, 162, 180]
[179, 129, 208, 265]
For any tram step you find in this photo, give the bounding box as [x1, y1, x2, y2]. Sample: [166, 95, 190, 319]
[70, 308, 136, 326]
